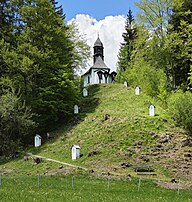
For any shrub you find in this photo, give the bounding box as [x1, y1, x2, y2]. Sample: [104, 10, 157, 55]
[0, 89, 36, 157]
[168, 91, 192, 132]
[123, 58, 167, 98]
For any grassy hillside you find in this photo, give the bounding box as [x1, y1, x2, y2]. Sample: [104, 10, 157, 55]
[1, 84, 192, 181]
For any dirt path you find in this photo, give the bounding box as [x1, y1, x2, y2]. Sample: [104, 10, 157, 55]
[157, 181, 192, 190]
[27, 153, 88, 171]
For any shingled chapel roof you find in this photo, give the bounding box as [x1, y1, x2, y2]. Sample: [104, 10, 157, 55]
[84, 56, 109, 75]
[92, 56, 108, 68]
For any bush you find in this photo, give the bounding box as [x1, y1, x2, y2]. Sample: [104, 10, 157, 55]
[123, 57, 167, 98]
[168, 91, 192, 132]
[0, 89, 36, 157]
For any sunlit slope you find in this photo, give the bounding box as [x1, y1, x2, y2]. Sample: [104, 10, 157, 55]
[1, 84, 191, 180]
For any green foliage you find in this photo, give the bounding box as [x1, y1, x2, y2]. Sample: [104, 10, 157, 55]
[0, 0, 15, 42]
[12, 0, 75, 130]
[0, 88, 36, 156]
[118, 0, 192, 95]
[120, 26, 168, 98]
[117, 2, 171, 95]
[168, 0, 192, 89]
[117, 9, 137, 82]
[135, 0, 172, 38]
[168, 91, 192, 132]
[157, 81, 169, 107]
[68, 23, 91, 75]
[134, 1, 173, 90]
[0, 0, 89, 134]
[124, 57, 167, 98]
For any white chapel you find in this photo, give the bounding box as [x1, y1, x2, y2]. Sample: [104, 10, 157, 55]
[83, 36, 117, 87]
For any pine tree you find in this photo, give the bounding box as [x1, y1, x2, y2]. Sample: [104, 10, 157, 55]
[50, 0, 65, 19]
[0, 0, 14, 42]
[117, 9, 137, 81]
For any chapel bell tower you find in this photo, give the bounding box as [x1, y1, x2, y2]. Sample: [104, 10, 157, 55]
[93, 35, 104, 64]
[83, 35, 117, 87]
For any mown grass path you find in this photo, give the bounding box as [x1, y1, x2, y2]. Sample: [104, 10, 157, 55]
[27, 152, 88, 171]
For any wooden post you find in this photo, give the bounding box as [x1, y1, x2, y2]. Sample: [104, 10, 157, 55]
[138, 178, 141, 192]
[177, 179, 180, 195]
[72, 176, 74, 190]
[38, 174, 40, 188]
[108, 175, 110, 192]
[0, 175, 2, 188]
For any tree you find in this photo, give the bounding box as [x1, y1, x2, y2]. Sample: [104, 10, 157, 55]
[0, 88, 36, 157]
[15, 0, 74, 129]
[117, 9, 137, 82]
[0, 0, 16, 92]
[123, 26, 168, 97]
[4, 0, 89, 131]
[68, 23, 91, 75]
[0, 0, 90, 155]
[135, 0, 172, 38]
[168, 0, 192, 89]
[134, 0, 181, 91]
[0, 0, 14, 42]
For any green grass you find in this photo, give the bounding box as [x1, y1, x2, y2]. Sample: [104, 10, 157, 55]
[0, 175, 192, 202]
[0, 83, 190, 180]
[1, 83, 192, 201]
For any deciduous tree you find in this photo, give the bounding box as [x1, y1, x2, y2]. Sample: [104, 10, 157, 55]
[168, 0, 192, 89]
[0, 88, 36, 156]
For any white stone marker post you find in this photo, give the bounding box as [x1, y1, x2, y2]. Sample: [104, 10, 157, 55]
[34, 134, 42, 147]
[74, 105, 79, 114]
[83, 88, 88, 97]
[124, 81, 128, 87]
[149, 104, 155, 116]
[135, 86, 140, 95]
[71, 145, 80, 160]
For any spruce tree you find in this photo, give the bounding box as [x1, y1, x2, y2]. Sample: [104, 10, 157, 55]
[0, 0, 14, 42]
[117, 9, 137, 81]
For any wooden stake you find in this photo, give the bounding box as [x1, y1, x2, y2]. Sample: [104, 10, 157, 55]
[138, 178, 141, 192]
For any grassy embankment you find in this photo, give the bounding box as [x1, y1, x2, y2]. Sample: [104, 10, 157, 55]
[0, 84, 191, 178]
[1, 83, 192, 201]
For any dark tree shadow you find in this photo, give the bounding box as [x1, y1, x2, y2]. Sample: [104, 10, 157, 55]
[0, 84, 101, 165]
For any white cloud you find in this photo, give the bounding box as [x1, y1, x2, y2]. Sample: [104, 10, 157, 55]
[68, 14, 125, 74]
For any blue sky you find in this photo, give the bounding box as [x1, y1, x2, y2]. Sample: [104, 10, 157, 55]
[58, 0, 139, 21]
[56, 0, 140, 73]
